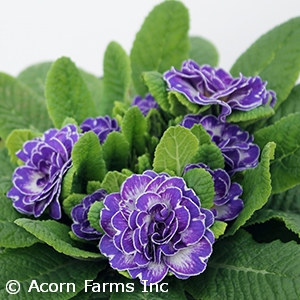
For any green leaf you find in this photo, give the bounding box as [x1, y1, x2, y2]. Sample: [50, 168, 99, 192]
[265, 183, 300, 213]
[146, 108, 167, 139]
[62, 193, 86, 217]
[247, 208, 300, 238]
[227, 104, 275, 124]
[101, 171, 128, 194]
[87, 181, 102, 195]
[168, 91, 202, 116]
[189, 36, 219, 67]
[254, 113, 300, 194]
[5, 129, 41, 164]
[0, 195, 39, 248]
[102, 132, 130, 171]
[192, 143, 225, 170]
[266, 84, 300, 126]
[183, 229, 300, 300]
[190, 124, 212, 146]
[137, 154, 152, 174]
[79, 69, 104, 115]
[45, 56, 96, 128]
[0, 73, 53, 139]
[15, 218, 103, 259]
[17, 61, 53, 98]
[142, 71, 170, 112]
[183, 168, 215, 209]
[210, 220, 227, 239]
[102, 41, 131, 115]
[130, 1, 189, 95]
[0, 148, 16, 192]
[226, 142, 275, 236]
[122, 106, 147, 156]
[88, 201, 105, 234]
[0, 244, 103, 300]
[72, 131, 107, 183]
[231, 16, 300, 109]
[153, 126, 199, 175]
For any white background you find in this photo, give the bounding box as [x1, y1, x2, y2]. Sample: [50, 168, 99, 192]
[1, 0, 300, 77]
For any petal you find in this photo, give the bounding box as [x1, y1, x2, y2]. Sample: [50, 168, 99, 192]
[135, 192, 161, 211]
[100, 235, 137, 271]
[121, 174, 152, 202]
[181, 219, 205, 246]
[129, 261, 169, 285]
[165, 236, 212, 277]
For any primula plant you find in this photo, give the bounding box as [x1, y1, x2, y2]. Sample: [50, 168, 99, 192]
[1, 1, 300, 299]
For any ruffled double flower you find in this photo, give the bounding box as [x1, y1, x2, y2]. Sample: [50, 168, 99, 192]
[99, 171, 215, 284]
[164, 59, 276, 122]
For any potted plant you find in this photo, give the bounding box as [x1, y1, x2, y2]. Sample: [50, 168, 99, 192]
[1, 1, 300, 299]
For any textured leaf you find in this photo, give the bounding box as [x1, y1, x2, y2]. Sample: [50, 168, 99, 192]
[88, 201, 105, 234]
[102, 41, 131, 115]
[0, 244, 103, 300]
[101, 171, 127, 194]
[189, 36, 219, 67]
[5, 129, 41, 164]
[190, 124, 212, 146]
[0, 148, 16, 192]
[192, 143, 225, 170]
[45, 56, 96, 128]
[122, 106, 147, 156]
[168, 91, 202, 116]
[210, 220, 227, 239]
[247, 208, 300, 238]
[254, 113, 300, 194]
[142, 71, 170, 112]
[231, 17, 300, 109]
[15, 218, 103, 259]
[183, 229, 300, 300]
[130, 1, 189, 95]
[72, 131, 107, 183]
[18, 61, 53, 98]
[183, 168, 215, 209]
[0, 73, 52, 139]
[227, 104, 275, 124]
[266, 83, 300, 126]
[153, 126, 198, 175]
[102, 132, 130, 171]
[137, 154, 152, 174]
[0, 195, 39, 248]
[266, 183, 300, 213]
[79, 69, 104, 114]
[62, 193, 86, 217]
[226, 142, 275, 236]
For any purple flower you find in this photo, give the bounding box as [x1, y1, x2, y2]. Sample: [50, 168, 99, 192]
[80, 116, 120, 144]
[7, 125, 80, 219]
[131, 94, 159, 116]
[164, 60, 276, 121]
[181, 114, 260, 175]
[184, 163, 243, 221]
[71, 189, 107, 240]
[99, 170, 214, 285]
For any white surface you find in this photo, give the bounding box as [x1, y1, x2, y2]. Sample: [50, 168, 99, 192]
[1, 0, 300, 77]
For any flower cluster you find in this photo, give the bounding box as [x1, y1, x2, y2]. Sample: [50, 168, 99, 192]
[99, 171, 215, 284]
[181, 114, 260, 175]
[7, 125, 80, 219]
[6, 58, 273, 286]
[71, 189, 107, 240]
[164, 59, 276, 122]
[131, 93, 159, 116]
[80, 115, 120, 144]
[184, 163, 243, 221]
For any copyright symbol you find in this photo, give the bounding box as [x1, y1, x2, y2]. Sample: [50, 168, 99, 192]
[6, 280, 20, 294]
